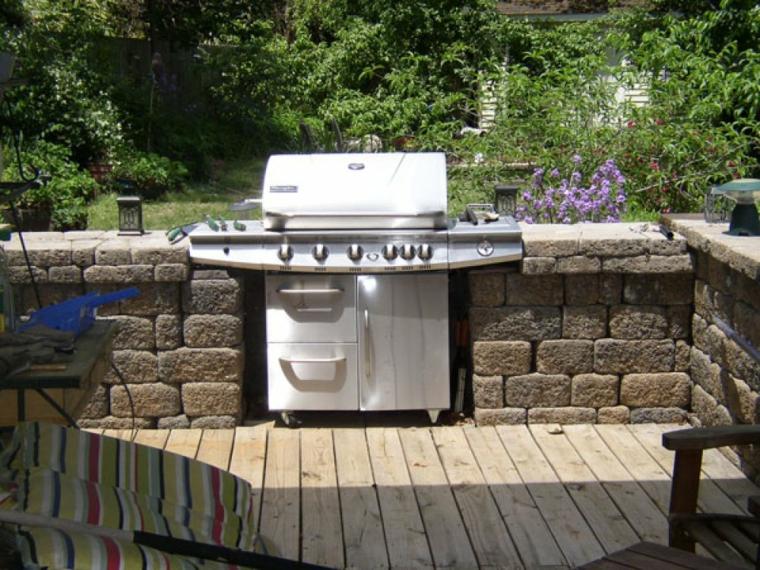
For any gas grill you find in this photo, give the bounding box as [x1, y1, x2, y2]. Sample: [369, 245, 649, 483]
[189, 152, 522, 424]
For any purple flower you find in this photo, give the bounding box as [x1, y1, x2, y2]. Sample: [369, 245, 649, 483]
[572, 154, 582, 165]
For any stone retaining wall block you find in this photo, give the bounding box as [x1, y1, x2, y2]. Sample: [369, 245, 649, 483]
[182, 279, 242, 314]
[158, 347, 243, 383]
[609, 305, 668, 339]
[571, 374, 619, 408]
[630, 407, 687, 424]
[48, 266, 83, 283]
[182, 382, 241, 416]
[505, 374, 571, 407]
[624, 274, 694, 305]
[155, 314, 182, 350]
[691, 385, 733, 427]
[468, 271, 505, 306]
[190, 415, 237, 428]
[472, 341, 531, 376]
[155, 264, 189, 282]
[183, 314, 243, 348]
[472, 375, 504, 408]
[556, 256, 601, 274]
[521, 257, 556, 275]
[597, 406, 630, 424]
[109, 316, 155, 350]
[157, 414, 190, 429]
[594, 339, 675, 373]
[563, 306, 607, 339]
[474, 407, 527, 425]
[506, 274, 564, 306]
[536, 340, 594, 374]
[111, 383, 180, 417]
[105, 350, 158, 384]
[84, 265, 154, 284]
[120, 283, 180, 316]
[77, 416, 154, 429]
[527, 407, 596, 424]
[470, 306, 561, 341]
[620, 373, 690, 408]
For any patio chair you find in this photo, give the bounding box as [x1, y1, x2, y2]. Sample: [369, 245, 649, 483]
[663, 425, 760, 568]
[0, 422, 327, 569]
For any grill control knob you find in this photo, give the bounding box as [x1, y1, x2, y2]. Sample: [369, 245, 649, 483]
[417, 244, 433, 261]
[312, 244, 329, 262]
[382, 244, 398, 260]
[400, 244, 416, 260]
[277, 244, 293, 262]
[347, 244, 363, 261]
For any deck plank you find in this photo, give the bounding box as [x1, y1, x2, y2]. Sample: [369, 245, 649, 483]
[497, 425, 605, 566]
[464, 426, 566, 567]
[102, 429, 135, 442]
[627, 424, 743, 515]
[300, 429, 345, 568]
[196, 429, 235, 470]
[164, 429, 202, 459]
[229, 425, 269, 531]
[563, 424, 668, 544]
[529, 424, 639, 553]
[132, 429, 169, 450]
[333, 428, 389, 569]
[366, 427, 433, 569]
[258, 429, 300, 561]
[432, 426, 524, 568]
[594, 424, 673, 515]
[398, 428, 479, 569]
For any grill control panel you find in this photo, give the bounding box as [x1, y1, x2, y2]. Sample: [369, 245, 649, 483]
[189, 218, 523, 272]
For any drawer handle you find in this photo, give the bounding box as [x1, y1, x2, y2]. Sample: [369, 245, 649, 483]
[277, 288, 344, 296]
[280, 356, 347, 364]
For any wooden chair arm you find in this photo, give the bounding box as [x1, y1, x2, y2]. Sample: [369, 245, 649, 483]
[663, 425, 760, 451]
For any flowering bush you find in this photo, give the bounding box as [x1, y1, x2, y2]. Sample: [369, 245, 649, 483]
[516, 156, 626, 224]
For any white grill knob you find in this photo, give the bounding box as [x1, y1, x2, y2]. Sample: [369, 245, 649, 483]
[400, 244, 416, 260]
[312, 244, 329, 261]
[277, 244, 293, 261]
[382, 244, 398, 260]
[417, 244, 433, 261]
[347, 244, 363, 261]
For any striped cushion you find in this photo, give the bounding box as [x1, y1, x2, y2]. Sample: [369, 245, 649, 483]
[16, 527, 233, 569]
[4, 423, 253, 525]
[17, 468, 252, 550]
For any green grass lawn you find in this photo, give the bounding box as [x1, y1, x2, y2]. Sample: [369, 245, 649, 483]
[87, 157, 266, 230]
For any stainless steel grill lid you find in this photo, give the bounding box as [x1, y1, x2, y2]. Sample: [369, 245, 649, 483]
[262, 152, 448, 230]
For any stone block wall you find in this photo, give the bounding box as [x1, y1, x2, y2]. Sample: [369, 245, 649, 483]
[664, 217, 760, 475]
[2, 231, 245, 428]
[470, 223, 694, 425]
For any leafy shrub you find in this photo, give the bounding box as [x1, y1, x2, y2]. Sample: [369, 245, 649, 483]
[109, 151, 189, 200]
[2, 141, 98, 230]
[516, 157, 627, 224]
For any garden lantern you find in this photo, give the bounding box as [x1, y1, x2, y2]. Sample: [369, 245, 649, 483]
[709, 178, 760, 236]
[117, 195, 144, 236]
[494, 183, 518, 217]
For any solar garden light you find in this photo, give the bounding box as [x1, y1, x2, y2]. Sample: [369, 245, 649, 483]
[117, 195, 144, 236]
[494, 183, 518, 217]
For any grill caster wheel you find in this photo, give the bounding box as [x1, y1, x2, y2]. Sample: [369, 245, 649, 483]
[280, 411, 301, 428]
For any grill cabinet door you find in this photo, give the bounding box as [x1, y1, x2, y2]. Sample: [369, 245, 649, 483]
[266, 274, 356, 343]
[357, 273, 449, 411]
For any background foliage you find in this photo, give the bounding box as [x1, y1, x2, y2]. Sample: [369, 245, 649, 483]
[1, 0, 758, 228]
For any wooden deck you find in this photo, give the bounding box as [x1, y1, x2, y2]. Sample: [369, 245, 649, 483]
[97, 423, 760, 569]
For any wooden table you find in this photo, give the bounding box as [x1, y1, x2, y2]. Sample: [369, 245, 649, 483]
[580, 541, 747, 569]
[0, 321, 115, 425]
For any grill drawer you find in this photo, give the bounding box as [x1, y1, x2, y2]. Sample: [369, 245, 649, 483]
[266, 274, 356, 343]
[267, 343, 358, 410]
